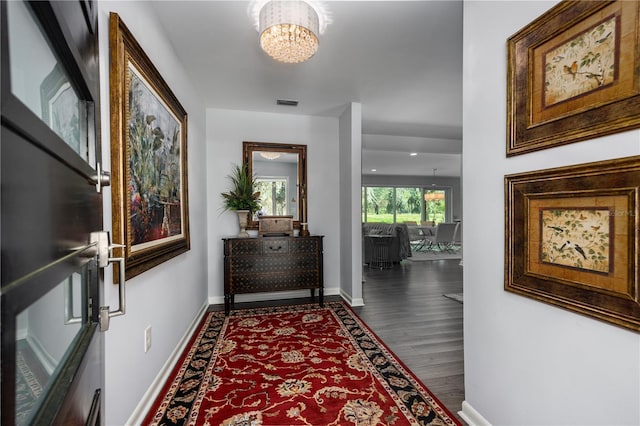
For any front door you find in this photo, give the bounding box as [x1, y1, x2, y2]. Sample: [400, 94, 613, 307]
[1, 1, 106, 424]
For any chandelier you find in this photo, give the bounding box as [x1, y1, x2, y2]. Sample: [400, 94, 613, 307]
[259, 1, 319, 63]
[259, 151, 282, 160]
[424, 192, 445, 201]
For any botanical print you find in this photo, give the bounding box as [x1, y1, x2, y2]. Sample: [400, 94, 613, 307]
[541, 208, 611, 273]
[127, 64, 183, 247]
[544, 15, 617, 107]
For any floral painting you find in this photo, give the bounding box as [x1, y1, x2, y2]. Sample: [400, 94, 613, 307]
[127, 65, 183, 247]
[540, 208, 611, 273]
[544, 15, 617, 107]
[110, 12, 189, 280]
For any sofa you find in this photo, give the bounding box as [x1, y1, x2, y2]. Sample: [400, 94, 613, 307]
[362, 223, 412, 265]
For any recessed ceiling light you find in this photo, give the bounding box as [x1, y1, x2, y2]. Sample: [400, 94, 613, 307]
[371, 169, 377, 172]
[410, 152, 417, 156]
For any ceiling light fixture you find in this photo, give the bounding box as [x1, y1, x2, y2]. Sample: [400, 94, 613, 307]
[424, 192, 445, 201]
[259, 151, 282, 160]
[259, 1, 319, 63]
[410, 152, 417, 156]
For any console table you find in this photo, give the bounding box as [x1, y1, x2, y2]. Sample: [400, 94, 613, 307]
[222, 235, 324, 315]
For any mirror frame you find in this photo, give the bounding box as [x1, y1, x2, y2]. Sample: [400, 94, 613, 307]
[243, 141, 307, 230]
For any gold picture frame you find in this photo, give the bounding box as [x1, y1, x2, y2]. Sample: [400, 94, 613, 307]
[507, 0, 640, 156]
[109, 13, 190, 281]
[505, 156, 640, 332]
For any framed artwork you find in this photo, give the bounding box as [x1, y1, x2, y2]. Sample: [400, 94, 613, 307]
[507, 0, 640, 156]
[109, 13, 190, 281]
[505, 156, 640, 332]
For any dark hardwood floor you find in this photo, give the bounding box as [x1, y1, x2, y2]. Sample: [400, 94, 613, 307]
[217, 257, 465, 422]
[353, 258, 465, 422]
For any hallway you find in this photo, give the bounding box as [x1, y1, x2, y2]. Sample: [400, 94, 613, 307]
[213, 257, 465, 421]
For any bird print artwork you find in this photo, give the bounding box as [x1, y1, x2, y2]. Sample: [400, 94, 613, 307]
[563, 61, 578, 79]
[540, 208, 610, 273]
[574, 244, 587, 260]
[544, 16, 617, 107]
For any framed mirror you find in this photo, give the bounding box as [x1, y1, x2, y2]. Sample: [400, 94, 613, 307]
[243, 141, 307, 229]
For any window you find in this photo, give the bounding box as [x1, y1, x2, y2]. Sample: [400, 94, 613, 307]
[395, 187, 422, 224]
[362, 186, 449, 224]
[256, 177, 288, 216]
[363, 186, 394, 223]
[424, 189, 446, 223]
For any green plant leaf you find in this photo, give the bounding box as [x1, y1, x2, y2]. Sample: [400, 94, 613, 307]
[220, 163, 262, 212]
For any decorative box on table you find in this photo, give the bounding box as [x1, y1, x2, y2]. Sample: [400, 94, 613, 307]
[259, 215, 293, 236]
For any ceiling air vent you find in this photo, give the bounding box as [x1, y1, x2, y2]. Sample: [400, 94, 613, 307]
[276, 99, 299, 106]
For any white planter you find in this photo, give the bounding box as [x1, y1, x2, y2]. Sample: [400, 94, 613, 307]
[235, 210, 250, 238]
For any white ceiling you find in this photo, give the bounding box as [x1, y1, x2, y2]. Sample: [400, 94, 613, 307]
[151, 0, 463, 177]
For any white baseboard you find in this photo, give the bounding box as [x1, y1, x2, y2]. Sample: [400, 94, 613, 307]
[126, 302, 208, 425]
[208, 286, 341, 306]
[459, 401, 491, 426]
[26, 334, 56, 375]
[340, 289, 364, 307]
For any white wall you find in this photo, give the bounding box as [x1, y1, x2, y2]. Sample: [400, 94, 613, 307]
[206, 109, 341, 303]
[463, 1, 640, 425]
[339, 103, 363, 306]
[98, 2, 208, 425]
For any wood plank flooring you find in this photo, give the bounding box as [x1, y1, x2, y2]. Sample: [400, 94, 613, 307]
[353, 259, 465, 422]
[213, 257, 465, 423]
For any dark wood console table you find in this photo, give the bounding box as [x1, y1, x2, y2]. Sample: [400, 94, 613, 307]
[222, 235, 324, 315]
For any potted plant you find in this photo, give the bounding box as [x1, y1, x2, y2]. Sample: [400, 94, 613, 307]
[221, 163, 261, 237]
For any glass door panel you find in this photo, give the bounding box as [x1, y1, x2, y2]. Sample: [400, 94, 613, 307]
[14, 266, 89, 425]
[6, 0, 87, 161]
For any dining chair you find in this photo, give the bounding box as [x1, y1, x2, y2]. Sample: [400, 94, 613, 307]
[407, 225, 427, 251]
[425, 222, 459, 253]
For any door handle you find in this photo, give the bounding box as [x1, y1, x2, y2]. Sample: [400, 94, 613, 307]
[89, 162, 111, 193]
[90, 231, 126, 331]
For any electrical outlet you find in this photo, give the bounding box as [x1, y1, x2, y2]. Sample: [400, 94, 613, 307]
[144, 325, 152, 353]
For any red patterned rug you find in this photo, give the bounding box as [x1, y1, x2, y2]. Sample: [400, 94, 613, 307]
[144, 301, 461, 425]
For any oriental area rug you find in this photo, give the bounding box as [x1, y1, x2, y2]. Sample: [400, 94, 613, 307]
[144, 301, 460, 426]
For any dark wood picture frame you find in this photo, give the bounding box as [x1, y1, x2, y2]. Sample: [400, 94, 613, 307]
[507, 0, 640, 156]
[109, 13, 190, 281]
[505, 156, 640, 332]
